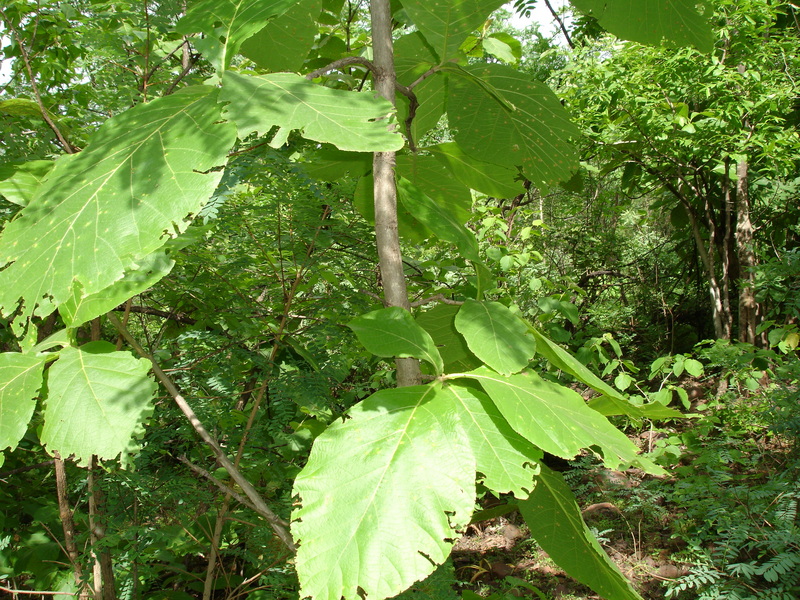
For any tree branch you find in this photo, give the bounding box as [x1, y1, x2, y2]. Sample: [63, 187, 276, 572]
[107, 313, 296, 552]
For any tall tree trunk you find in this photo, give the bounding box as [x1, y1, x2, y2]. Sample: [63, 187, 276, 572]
[684, 200, 730, 339]
[736, 158, 757, 344]
[369, 0, 421, 386]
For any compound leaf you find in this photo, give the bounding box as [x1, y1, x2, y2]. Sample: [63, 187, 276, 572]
[293, 384, 475, 600]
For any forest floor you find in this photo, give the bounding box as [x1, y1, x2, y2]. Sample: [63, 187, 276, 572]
[450, 394, 800, 600]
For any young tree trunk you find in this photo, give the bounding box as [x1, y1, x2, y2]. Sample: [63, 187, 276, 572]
[88, 456, 117, 600]
[369, 0, 421, 386]
[54, 453, 90, 599]
[736, 158, 758, 344]
[685, 200, 731, 339]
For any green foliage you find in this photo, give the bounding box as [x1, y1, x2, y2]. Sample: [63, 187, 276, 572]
[0, 1, 723, 599]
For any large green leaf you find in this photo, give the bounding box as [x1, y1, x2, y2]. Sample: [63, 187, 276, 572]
[394, 32, 446, 142]
[292, 384, 476, 600]
[463, 367, 664, 474]
[529, 329, 682, 419]
[0, 160, 54, 207]
[59, 250, 175, 328]
[177, 0, 296, 71]
[416, 304, 481, 372]
[449, 63, 579, 189]
[0, 86, 235, 329]
[40, 342, 157, 465]
[396, 177, 480, 262]
[429, 142, 522, 199]
[349, 307, 444, 374]
[570, 0, 713, 53]
[40, 343, 156, 467]
[519, 465, 643, 600]
[0, 353, 48, 452]
[396, 154, 472, 224]
[240, 0, 322, 72]
[402, 0, 506, 61]
[454, 300, 536, 375]
[220, 72, 404, 152]
[448, 383, 540, 496]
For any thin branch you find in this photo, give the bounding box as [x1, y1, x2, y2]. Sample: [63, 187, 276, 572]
[177, 456, 288, 525]
[543, 0, 574, 49]
[0, 8, 76, 153]
[410, 294, 464, 307]
[107, 313, 297, 552]
[306, 56, 375, 80]
[0, 586, 79, 597]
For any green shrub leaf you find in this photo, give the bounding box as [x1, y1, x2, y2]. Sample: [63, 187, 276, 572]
[464, 367, 664, 474]
[519, 465, 644, 600]
[0, 353, 47, 452]
[570, 0, 713, 52]
[455, 300, 536, 375]
[292, 384, 475, 600]
[0, 86, 235, 329]
[220, 72, 404, 152]
[349, 307, 444, 374]
[41, 343, 156, 466]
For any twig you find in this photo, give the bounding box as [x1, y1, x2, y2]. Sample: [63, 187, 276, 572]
[0, 8, 76, 153]
[0, 585, 79, 597]
[410, 294, 464, 307]
[107, 313, 297, 552]
[177, 456, 286, 524]
[306, 56, 375, 80]
[543, 0, 574, 49]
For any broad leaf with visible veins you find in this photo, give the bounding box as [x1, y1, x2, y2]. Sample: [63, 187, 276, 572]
[349, 307, 444, 374]
[220, 72, 404, 151]
[177, 0, 296, 71]
[41, 343, 156, 467]
[240, 0, 322, 72]
[448, 383, 540, 496]
[520, 465, 643, 600]
[429, 142, 523, 199]
[0, 160, 54, 207]
[292, 384, 475, 600]
[570, 0, 713, 52]
[455, 300, 536, 375]
[0, 353, 48, 452]
[529, 329, 682, 419]
[464, 367, 664, 474]
[449, 63, 580, 189]
[402, 0, 506, 61]
[0, 86, 236, 328]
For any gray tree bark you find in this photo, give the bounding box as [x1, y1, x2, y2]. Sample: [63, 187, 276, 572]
[369, 0, 421, 386]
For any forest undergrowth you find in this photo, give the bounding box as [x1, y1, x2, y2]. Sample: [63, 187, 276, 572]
[441, 345, 800, 600]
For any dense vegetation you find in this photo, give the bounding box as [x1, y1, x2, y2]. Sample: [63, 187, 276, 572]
[0, 1, 798, 599]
